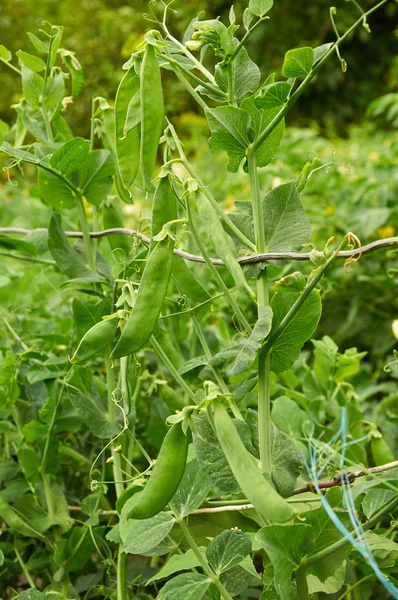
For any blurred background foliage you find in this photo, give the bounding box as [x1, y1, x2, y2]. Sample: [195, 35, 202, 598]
[1, 0, 398, 136]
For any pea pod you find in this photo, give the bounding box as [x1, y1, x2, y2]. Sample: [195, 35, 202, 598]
[115, 67, 140, 188]
[111, 178, 176, 359]
[150, 176, 178, 253]
[371, 437, 395, 466]
[213, 403, 294, 524]
[140, 43, 164, 191]
[127, 422, 188, 519]
[70, 318, 118, 364]
[103, 201, 131, 255]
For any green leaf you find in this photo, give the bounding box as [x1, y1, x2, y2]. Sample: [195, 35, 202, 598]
[147, 548, 206, 583]
[215, 45, 261, 100]
[262, 181, 311, 252]
[220, 565, 257, 596]
[0, 45, 12, 62]
[27, 32, 49, 54]
[256, 524, 314, 598]
[22, 420, 48, 443]
[206, 529, 252, 575]
[282, 47, 314, 78]
[48, 213, 92, 279]
[122, 512, 176, 554]
[171, 459, 210, 518]
[255, 82, 291, 109]
[270, 424, 304, 497]
[17, 591, 47, 600]
[362, 488, 396, 519]
[271, 396, 307, 438]
[231, 307, 273, 375]
[46, 69, 66, 109]
[0, 235, 37, 256]
[307, 561, 346, 595]
[192, 413, 240, 494]
[249, 0, 274, 17]
[157, 573, 211, 600]
[49, 137, 90, 175]
[38, 168, 76, 210]
[68, 367, 122, 439]
[240, 97, 285, 169]
[79, 149, 115, 206]
[21, 66, 44, 108]
[0, 460, 20, 482]
[16, 50, 46, 73]
[206, 106, 251, 172]
[0, 495, 44, 539]
[0, 548, 3, 566]
[270, 289, 322, 373]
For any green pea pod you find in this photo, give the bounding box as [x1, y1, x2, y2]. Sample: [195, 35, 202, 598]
[213, 403, 294, 524]
[127, 422, 188, 519]
[195, 191, 253, 298]
[140, 44, 164, 191]
[70, 318, 118, 364]
[150, 176, 178, 253]
[371, 437, 395, 466]
[111, 177, 176, 359]
[115, 67, 140, 189]
[102, 201, 131, 255]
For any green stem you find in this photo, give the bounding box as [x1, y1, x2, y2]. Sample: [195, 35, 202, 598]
[0, 250, 56, 266]
[251, 0, 390, 153]
[179, 519, 234, 600]
[186, 198, 252, 334]
[161, 27, 216, 83]
[117, 551, 127, 600]
[295, 567, 309, 600]
[336, 574, 373, 600]
[41, 99, 53, 142]
[41, 471, 55, 519]
[166, 121, 256, 253]
[226, 62, 235, 106]
[161, 54, 226, 99]
[302, 496, 398, 568]
[229, 16, 268, 63]
[247, 150, 271, 475]
[172, 68, 209, 112]
[15, 547, 36, 588]
[0, 57, 22, 75]
[151, 335, 196, 401]
[75, 192, 95, 271]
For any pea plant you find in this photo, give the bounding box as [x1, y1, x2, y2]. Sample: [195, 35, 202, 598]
[0, 1, 398, 599]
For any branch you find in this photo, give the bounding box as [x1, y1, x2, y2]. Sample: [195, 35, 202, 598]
[1, 227, 397, 265]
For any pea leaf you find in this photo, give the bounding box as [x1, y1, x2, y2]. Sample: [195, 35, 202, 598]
[147, 548, 207, 583]
[215, 44, 261, 100]
[0, 548, 3, 567]
[256, 524, 314, 598]
[270, 289, 322, 373]
[192, 413, 240, 494]
[255, 82, 291, 109]
[271, 396, 307, 438]
[230, 306, 273, 375]
[16, 50, 46, 73]
[38, 168, 76, 210]
[270, 424, 304, 497]
[240, 97, 285, 169]
[48, 213, 92, 279]
[171, 459, 210, 518]
[0, 235, 37, 256]
[249, 0, 273, 17]
[0, 45, 12, 62]
[79, 149, 115, 206]
[122, 512, 176, 554]
[262, 181, 311, 251]
[282, 47, 314, 78]
[362, 488, 396, 519]
[17, 591, 46, 600]
[221, 565, 258, 596]
[157, 573, 211, 600]
[206, 529, 252, 575]
[206, 105, 251, 172]
[21, 66, 44, 108]
[49, 137, 90, 175]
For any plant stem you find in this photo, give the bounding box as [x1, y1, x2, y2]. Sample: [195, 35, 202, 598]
[247, 150, 272, 475]
[336, 574, 373, 600]
[15, 547, 36, 588]
[301, 496, 398, 568]
[295, 566, 309, 600]
[75, 192, 95, 271]
[179, 519, 234, 600]
[117, 552, 127, 600]
[0, 57, 22, 75]
[0, 251, 56, 266]
[161, 54, 226, 99]
[41, 471, 55, 519]
[186, 198, 252, 334]
[151, 335, 196, 401]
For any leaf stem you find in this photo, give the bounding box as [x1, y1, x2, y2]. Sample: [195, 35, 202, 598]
[295, 566, 309, 600]
[178, 519, 234, 600]
[75, 193, 95, 271]
[14, 547, 36, 588]
[0, 57, 22, 75]
[247, 150, 272, 476]
[151, 335, 197, 401]
[161, 54, 226, 98]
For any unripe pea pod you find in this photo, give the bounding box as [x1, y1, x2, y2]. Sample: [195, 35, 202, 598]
[127, 422, 189, 520]
[102, 202, 131, 255]
[70, 317, 118, 364]
[213, 402, 294, 524]
[371, 436, 395, 466]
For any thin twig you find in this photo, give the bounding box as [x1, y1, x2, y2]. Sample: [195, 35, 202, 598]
[1, 227, 397, 265]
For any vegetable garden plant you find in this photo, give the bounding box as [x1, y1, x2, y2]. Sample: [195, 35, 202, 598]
[0, 0, 398, 598]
